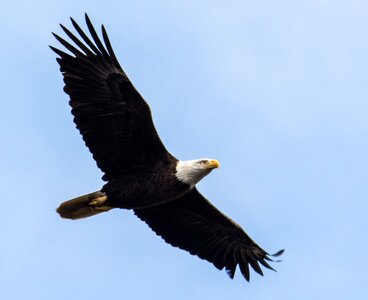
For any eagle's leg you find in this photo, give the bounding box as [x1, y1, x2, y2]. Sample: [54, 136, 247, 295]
[89, 195, 112, 211]
[89, 195, 108, 206]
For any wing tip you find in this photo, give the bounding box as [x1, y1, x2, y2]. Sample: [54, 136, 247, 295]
[70, 16, 77, 26]
[225, 267, 236, 279]
[269, 249, 285, 262]
[272, 249, 285, 257]
[85, 12, 92, 27]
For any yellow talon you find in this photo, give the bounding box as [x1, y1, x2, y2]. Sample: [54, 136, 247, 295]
[89, 195, 108, 207]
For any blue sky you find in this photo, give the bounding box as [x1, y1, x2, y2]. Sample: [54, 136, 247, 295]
[0, 1, 367, 299]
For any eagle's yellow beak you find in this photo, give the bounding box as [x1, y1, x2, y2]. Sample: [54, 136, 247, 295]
[208, 159, 220, 169]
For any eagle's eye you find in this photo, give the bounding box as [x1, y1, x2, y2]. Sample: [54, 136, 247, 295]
[199, 160, 207, 165]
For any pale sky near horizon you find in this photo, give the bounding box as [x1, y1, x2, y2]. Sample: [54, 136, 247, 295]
[0, 1, 367, 299]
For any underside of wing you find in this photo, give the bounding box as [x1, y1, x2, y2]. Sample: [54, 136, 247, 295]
[134, 188, 283, 281]
[51, 14, 173, 181]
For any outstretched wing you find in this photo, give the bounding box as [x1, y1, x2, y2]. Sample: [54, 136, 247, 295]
[134, 188, 283, 281]
[51, 14, 173, 181]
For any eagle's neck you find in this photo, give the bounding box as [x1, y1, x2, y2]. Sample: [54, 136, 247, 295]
[175, 160, 212, 187]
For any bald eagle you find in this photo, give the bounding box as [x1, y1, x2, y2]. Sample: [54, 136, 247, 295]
[51, 14, 283, 282]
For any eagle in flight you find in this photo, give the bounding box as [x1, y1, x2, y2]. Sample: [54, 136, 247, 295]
[51, 14, 283, 282]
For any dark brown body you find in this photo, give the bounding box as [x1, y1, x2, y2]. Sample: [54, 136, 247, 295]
[103, 160, 190, 209]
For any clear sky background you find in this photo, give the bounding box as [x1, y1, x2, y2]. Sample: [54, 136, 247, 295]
[0, 1, 367, 299]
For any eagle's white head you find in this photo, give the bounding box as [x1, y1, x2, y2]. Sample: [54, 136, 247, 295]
[175, 158, 220, 187]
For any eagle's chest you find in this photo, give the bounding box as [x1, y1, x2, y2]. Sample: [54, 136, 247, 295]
[103, 165, 190, 209]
